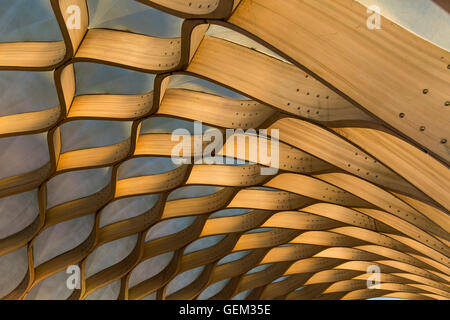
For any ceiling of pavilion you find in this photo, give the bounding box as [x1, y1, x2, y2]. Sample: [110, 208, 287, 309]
[0, 0, 448, 300]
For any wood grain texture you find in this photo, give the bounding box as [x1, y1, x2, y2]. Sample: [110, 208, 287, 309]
[227, 0, 450, 164]
[0, 0, 448, 300]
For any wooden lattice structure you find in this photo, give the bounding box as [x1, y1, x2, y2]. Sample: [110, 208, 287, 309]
[0, 0, 449, 300]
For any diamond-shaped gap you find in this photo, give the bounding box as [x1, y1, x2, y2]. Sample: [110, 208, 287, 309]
[206, 25, 289, 63]
[25, 268, 74, 300]
[84, 234, 138, 279]
[165, 265, 205, 297]
[32, 213, 95, 267]
[117, 157, 180, 180]
[144, 216, 197, 243]
[0, 245, 28, 299]
[46, 167, 112, 209]
[0, 71, 58, 117]
[197, 278, 231, 300]
[98, 194, 160, 228]
[0, 133, 49, 179]
[0, 0, 61, 42]
[128, 251, 174, 288]
[67, 62, 155, 121]
[0, 188, 39, 239]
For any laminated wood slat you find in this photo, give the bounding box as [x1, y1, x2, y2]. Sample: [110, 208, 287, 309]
[136, 0, 240, 19]
[267, 117, 428, 201]
[0, 0, 448, 300]
[227, 0, 450, 164]
[0, 42, 66, 71]
[186, 36, 375, 125]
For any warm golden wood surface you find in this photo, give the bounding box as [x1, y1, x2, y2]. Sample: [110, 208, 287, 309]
[0, 42, 66, 70]
[136, 0, 240, 18]
[187, 36, 375, 125]
[227, 0, 450, 164]
[75, 29, 182, 72]
[0, 0, 448, 300]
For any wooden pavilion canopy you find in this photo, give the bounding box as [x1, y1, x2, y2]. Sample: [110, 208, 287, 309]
[0, 0, 448, 300]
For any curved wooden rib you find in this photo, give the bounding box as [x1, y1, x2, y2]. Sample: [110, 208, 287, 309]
[0, 0, 448, 300]
[134, 131, 335, 175]
[332, 127, 450, 211]
[73, 20, 208, 73]
[186, 36, 376, 125]
[127, 193, 449, 298]
[67, 92, 154, 120]
[3, 136, 446, 300]
[45, 184, 113, 228]
[0, 0, 88, 70]
[227, 189, 315, 211]
[114, 165, 189, 198]
[137, 221, 450, 299]
[301, 203, 449, 258]
[0, 42, 66, 70]
[82, 233, 144, 298]
[227, 0, 450, 164]
[0, 186, 46, 256]
[341, 289, 444, 300]
[52, 0, 89, 57]
[95, 196, 165, 246]
[267, 117, 428, 201]
[230, 256, 448, 299]
[0, 107, 61, 137]
[162, 188, 236, 219]
[74, 29, 182, 72]
[314, 173, 450, 241]
[127, 249, 178, 300]
[56, 139, 131, 173]
[0, 163, 52, 199]
[134, 133, 205, 157]
[356, 208, 450, 258]
[186, 164, 270, 187]
[332, 227, 449, 272]
[258, 254, 450, 299]
[200, 210, 273, 237]
[392, 193, 450, 234]
[179, 234, 240, 274]
[264, 173, 372, 207]
[143, 216, 207, 260]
